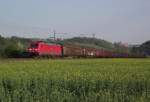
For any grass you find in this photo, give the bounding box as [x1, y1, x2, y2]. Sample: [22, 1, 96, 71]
[0, 58, 149, 102]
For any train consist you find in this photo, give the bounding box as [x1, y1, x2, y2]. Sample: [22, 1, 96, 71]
[27, 41, 144, 58]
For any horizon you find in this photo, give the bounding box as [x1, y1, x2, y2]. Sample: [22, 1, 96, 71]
[0, 0, 150, 44]
[0, 34, 147, 46]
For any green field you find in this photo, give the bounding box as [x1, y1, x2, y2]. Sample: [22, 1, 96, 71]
[0, 59, 150, 102]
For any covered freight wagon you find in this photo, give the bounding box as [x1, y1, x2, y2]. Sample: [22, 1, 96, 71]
[62, 45, 85, 57]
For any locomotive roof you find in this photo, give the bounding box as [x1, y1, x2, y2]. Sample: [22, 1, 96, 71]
[31, 41, 61, 46]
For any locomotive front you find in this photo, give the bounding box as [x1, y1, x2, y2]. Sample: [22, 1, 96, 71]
[27, 41, 41, 56]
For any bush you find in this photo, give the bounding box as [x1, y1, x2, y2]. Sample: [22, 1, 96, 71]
[3, 44, 23, 58]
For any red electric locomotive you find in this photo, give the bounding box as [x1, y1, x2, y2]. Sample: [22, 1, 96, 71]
[27, 41, 62, 56]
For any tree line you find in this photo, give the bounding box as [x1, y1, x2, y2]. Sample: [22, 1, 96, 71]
[0, 35, 149, 58]
[0, 35, 31, 58]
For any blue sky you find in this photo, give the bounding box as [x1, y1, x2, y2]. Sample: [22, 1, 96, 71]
[0, 0, 150, 44]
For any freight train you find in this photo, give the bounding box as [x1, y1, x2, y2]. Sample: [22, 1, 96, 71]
[26, 41, 145, 58]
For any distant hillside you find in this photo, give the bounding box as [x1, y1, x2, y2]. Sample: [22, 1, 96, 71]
[59, 37, 115, 51]
[57, 37, 132, 53]
[132, 40, 150, 56]
[140, 41, 150, 56]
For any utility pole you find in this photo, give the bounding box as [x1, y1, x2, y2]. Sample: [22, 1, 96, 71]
[92, 33, 95, 38]
[50, 29, 67, 41]
[49, 29, 56, 41]
[53, 29, 56, 41]
[80, 34, 85, 37]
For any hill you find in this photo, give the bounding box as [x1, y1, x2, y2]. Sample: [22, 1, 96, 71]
[58, 37, 131, 53]
[132, 40, 150, 56]
[58, 37, 115, 50]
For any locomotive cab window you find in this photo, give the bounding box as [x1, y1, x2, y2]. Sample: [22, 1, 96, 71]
[30, 44, 38, 48]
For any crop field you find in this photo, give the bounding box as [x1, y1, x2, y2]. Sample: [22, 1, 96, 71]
[0, 58, 149, 102]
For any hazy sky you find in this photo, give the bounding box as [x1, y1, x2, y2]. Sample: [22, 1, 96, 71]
[0, 0, 150, 44]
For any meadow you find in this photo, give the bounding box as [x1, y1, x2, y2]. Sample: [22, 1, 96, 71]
[0, 58, 149, 102]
